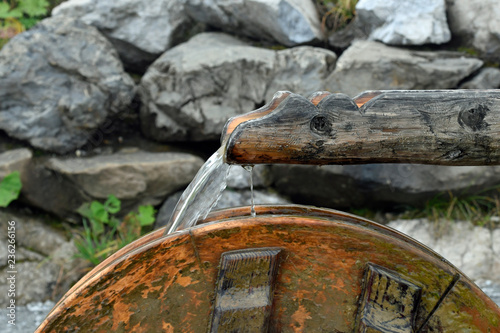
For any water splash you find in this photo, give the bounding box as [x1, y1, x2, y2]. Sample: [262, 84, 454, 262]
[243, 165, 256, 217]
[165, 147, 231, 235]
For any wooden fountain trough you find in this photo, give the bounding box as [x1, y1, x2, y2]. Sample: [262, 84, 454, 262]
[37, 90, 500, 332]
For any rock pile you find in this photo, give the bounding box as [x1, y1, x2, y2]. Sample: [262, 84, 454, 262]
[0, 16, 135, 154]
[1, 0, 500, 308]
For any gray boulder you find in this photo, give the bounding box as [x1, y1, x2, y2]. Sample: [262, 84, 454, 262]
[388, 219, 500, 284]
[184, 0, 322, 46]
[0, 301, 55, 333]
[459, 67, 500, 89]
[0, 16, 135, 154]
[0, 149, 32, 179]
[328, 18, 365, 49]
[0, 209, 85, 307]
[139, 32, 336, 142]
[226, 165, 271, 189]
[355, 0, 451, 45]
[446, 0, 500, 63]
[52, 0, 194, 71]
[269, 164, 500, 211]
[22, 150, 204, 220]
[325, 41, 483, 97]
[493, 228, 500, 283]
[476, 280, 500, 308]
[215, 189, 290, 211]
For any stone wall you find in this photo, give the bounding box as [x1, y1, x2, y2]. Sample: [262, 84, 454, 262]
[1, 0, 500, 309]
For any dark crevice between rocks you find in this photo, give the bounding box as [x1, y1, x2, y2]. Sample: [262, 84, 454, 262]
[455, 66, 485, 88]
[0, 129, 32, 153]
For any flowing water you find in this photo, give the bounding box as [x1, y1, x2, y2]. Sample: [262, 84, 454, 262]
[244, 165, 256, 217]
[165, 147, 232, 235]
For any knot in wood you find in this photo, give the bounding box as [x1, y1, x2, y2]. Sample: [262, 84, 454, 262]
[310, 115, 331, 135]
[458, 104, 488, 132]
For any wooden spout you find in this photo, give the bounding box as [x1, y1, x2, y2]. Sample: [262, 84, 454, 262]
[223, 90, 500, 166]
[221, 91, 291, 144]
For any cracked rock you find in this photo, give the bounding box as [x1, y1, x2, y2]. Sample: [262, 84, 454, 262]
[184, 0, 323, 46]
[355, 0, 451, 45]
[492, 229, 500, 282]
[388, 219, 499, 283]
[325, 40, 483, 97]
[52, 0, 195, 71]
[139, 32, 336, 142]
[446, 0, 500, 63]
[0, 16, 135, 154]
[22, 150, 204, 220]
[459, 67, 500, 89]
[0, 209, 84, 307]
[269, 164, 500, 211]
[0, 149, 32, 180]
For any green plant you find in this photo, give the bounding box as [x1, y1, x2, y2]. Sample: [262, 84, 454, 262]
[0, 171, 22, 207]
[74, 195, 156, 265]
[315, 0, 358, 34]
[404, 187, 500, 228]
[457, 46, 479, 58]
[0, 0, 49, 48]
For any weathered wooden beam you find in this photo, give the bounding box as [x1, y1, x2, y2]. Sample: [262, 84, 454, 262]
[223, 90, 500, 165]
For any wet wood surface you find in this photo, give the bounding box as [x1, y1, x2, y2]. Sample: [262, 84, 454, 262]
[224, 90, 500, 165]
[209, 247, 282, 332]
[36, 205, 500, 332]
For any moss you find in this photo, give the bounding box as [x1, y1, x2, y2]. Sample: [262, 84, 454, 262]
[206, 227, 241, 239]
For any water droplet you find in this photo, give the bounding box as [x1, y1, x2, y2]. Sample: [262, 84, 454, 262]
[243, 165, 256, 217]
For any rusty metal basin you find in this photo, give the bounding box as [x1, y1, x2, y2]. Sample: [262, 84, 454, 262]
[36, 205, 500, 332]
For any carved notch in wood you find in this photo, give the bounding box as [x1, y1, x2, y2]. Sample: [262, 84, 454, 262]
[209, 247, 282, 333]
[355, 263, 423, 333]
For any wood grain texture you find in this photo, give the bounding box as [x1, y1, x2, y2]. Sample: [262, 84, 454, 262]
[224, 90, 500, 165]
[36, 205, 500, 332]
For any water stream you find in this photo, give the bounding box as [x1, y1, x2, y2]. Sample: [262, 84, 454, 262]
[244, 165, 256, 217]
[165, 145, 261, 235]
[165, 147, 232, 235]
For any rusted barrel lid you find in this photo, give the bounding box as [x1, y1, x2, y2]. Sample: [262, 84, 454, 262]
[36, 205, 500, 332]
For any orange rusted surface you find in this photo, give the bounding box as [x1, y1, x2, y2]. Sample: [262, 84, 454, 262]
[37, 205, 500, 332]
[48, 227, 167, 312]
[308, 91, 331, 106]
[352, 90, 383, 107]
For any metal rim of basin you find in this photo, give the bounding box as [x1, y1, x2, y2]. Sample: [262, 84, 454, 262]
[36, 205, 500, 332]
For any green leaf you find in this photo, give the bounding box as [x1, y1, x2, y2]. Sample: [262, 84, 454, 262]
[76, 202, 92, 219]
[0, 171, 22, 207]
[104, 194, 121, 214]
[0, 2, 11, 17]
[17, 0, 49, 17]
[18, 16, 39, 29]
[90, 201, 108, 224]
[136, 205, 156, 226]
[89, 217, 104, 236]
[0, 4, 23, 19]
[108, 217, 120, 228]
